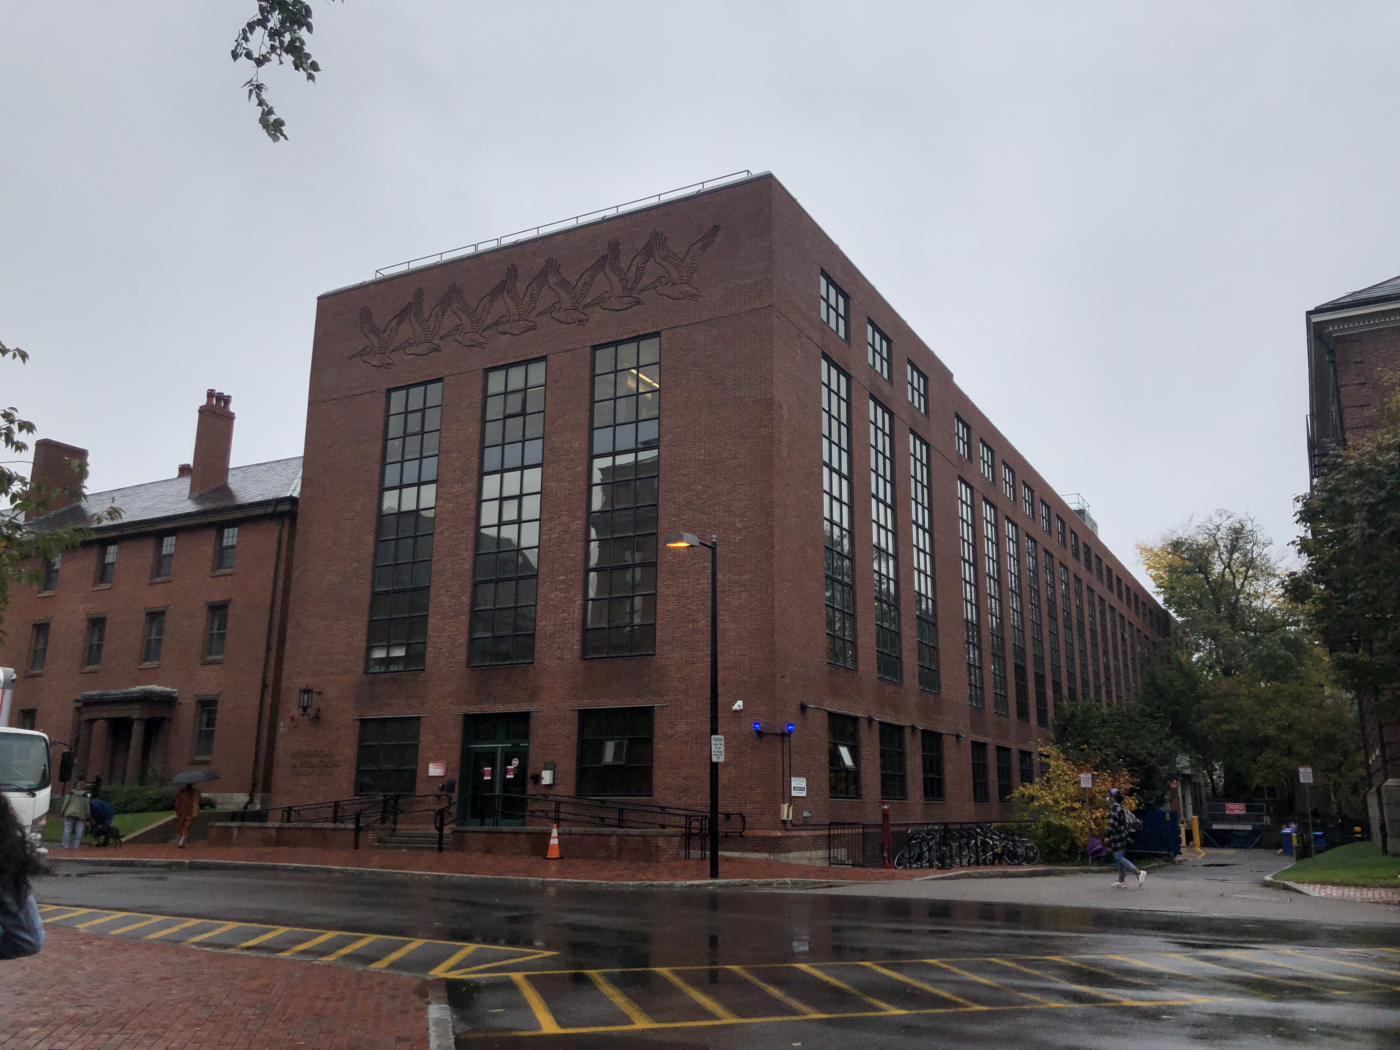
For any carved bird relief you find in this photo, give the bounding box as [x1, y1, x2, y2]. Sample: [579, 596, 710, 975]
[541, 255, 607, 325]
[492, 263, 551, 336]
[446, 279, 505, 349]
[645, 225, 720, 301]
[399, 287, 457, 357]
[592, 238, 652, 312]
[351, 302, 411, 368]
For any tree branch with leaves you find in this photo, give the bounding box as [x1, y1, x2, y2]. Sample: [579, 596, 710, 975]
[231, 1, 339, 142]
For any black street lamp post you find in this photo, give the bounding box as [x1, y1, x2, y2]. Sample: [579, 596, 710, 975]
[664, 531, 720, 879]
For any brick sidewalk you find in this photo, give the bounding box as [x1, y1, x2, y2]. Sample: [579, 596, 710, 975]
[1285, 881, 1400, 903]
[53, 842, 993, 882]
[0, 925, 427, 1050]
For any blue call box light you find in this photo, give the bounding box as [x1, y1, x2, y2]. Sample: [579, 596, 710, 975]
[786, 723, 795, 733]
[752, 722, 762, 732]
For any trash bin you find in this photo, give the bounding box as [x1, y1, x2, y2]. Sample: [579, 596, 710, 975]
[1281, 830, 1295, 856]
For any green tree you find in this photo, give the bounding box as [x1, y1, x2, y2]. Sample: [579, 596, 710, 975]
[1, 342, 121, 639]
[232, 1, 340, 142]
[1050, 700, 1178, 808]
[1012, 745, 1136, 862]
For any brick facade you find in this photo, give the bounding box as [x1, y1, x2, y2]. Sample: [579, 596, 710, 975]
[272, 174, 1168, 837]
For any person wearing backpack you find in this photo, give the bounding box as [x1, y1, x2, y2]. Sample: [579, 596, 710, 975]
[1105, 788, 1145, 889]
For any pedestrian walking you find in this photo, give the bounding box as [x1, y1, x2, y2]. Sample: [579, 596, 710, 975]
[174, 783, 201, 848]
[1105, 788, 1145, 889]
[0, 799, 46, 959]
[88, 794, 119, 847]
[59, 781, 91, 850]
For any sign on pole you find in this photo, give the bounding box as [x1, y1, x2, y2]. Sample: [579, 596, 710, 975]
[710, 735, 725, 763]
[1298, 766, 1314, 784]
[1079, 772, 1094, 789]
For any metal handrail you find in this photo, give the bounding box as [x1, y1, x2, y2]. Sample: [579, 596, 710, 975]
[373, 171, 755, 278]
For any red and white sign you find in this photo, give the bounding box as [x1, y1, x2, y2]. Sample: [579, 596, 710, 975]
[428, 762, 446, 777]
[1299, 766, 1314, 784]
[1225, 802, 1246, 815]
[1079, 773, 1093, 789]
[482, 766, 492, 781]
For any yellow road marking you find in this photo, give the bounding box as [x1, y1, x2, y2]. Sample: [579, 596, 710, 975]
[321, 934, 378, 963]
[446, 950, 558, 977]
[232, 926, 290, 951]
[796, 962, 900, 1013]
[369, 938, 425, 969]
[923, 957, 1060, 1007]
[1225, 951, 1396, 989]
[991, 957, 1132, 1004]
[186, 922, 241, 945]
[430, 945, 480, 977]
[1165, 952, 1309, 988]
[861, 961, 985, 1009]
[107, 915, 165, 936]
[1285, 951, 1400, 978]
[655, 967, 738, 1020]
[587, 971, 654, 1026]
[43, 908, 92, 923]
[278, 930, 339, 958]
[74, 912, 129, 929]
[144, 919, 202, 940]
[1053, 956, 1154, 987]
[510, 973, 562, 1034]
[36, 904, 59, 912]
[729, 965, 819, 1016]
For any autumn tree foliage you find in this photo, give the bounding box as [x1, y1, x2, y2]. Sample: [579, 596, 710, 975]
[1011, 745, 1136, 861]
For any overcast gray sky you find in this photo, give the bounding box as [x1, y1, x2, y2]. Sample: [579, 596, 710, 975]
[4, 2, 1397, 585]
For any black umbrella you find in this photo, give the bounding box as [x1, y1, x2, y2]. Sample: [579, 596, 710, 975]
[172, 770, 220, 785]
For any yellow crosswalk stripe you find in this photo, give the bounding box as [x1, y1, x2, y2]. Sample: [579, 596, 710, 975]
[74, 912, 129, 929]
[107, 915, 165, 936]
[1056, 956, 1154, 987]
[232, 926, 289, 951]
[729, 965, 819, 1015]
[321, 934, 378, 963]
[144, 919, 203, 940]
[277, 930, 339, 958]
[1225, 951, 1394, 989]
[511, 973, 562, 1034]
[186, 922, 241, 945]
[1165, 952, 1310, 989]
[1286, 951, 1400, 978]
[42, 908, 92, 923]
[587, 971, 654, 1026]
[796, 962, 901, 1013]
[860, 962, 984, 1010]
[369, 938, 425, 969]
[991, 957, 1133, 1004]
[655, 967, 738, 1020]
[922, 958, 1056, 1007]
[429, 945, 479, 977]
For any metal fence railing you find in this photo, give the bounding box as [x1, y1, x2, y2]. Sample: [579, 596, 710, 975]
[828, 820, 1038, 869]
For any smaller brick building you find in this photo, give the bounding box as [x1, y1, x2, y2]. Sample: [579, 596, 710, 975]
[1306, 276, 1400, 848]
[0, 391, 299, 807]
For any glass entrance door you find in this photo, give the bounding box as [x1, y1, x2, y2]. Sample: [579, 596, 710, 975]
[459, 713, 530, 826]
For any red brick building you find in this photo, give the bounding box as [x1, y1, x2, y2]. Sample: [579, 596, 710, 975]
[0, 393, 299, 807]
[272, 172, 1168, 844]
[1306, 276, 1400, 848]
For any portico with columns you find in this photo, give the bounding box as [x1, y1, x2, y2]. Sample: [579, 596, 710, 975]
[73, 686, 178, 786]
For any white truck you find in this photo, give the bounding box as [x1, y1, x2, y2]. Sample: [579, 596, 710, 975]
[1, 667, 53, 851]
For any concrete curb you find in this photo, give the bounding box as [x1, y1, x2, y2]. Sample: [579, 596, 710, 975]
[1263, 874, 1317, 896]
[426, 980, 452, 1050]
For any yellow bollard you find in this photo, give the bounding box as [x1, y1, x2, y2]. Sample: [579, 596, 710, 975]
[1190, 814, 1200, 848]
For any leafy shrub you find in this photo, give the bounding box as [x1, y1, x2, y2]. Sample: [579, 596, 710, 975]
[93, 784, 218, 813]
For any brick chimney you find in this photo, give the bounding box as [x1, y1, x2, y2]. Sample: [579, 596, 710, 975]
[25, 439, 89, 522]
[177, 463, 192, 477]
[189, 389, 235, 496]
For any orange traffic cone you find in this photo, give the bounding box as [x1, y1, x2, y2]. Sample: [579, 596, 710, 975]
[546, 823, 561, 860]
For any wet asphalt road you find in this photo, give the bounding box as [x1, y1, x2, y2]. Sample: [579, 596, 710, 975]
[34, 862, 1400, 1048]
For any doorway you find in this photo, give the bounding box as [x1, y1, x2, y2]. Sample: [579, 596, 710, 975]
[459, 714, 530, 826]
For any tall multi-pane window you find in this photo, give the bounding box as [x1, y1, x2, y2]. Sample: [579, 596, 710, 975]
[368, 379, 441, 673]
[1026, 537, 1048, 726]
[878, 723, 907, 800]
[1110, 605, 1124, 702]
[1005, 521, 1029, 722]
[954, 415, 971, 459]
[1045, 553, 1063, 703]
[921, 731, 944, 801]
[153, 536, 175, 579]
[28, 623, 49, 672]
[354, 717, 421, 795]
[1085, 582, 1102, 701]
[1056, 516, 1066, 547]
[204, 603, 229, 659]
[1002, 463, 1015, 502]
[979, 441, 995, 483]
[84, 617, 106, 668]
[1019, 750, 1035, 786]
[473, 359, 547, 665]
[907, 361, 928, 415]
[40, 556, 60, 592]
[95, 544, 117, 585]
[215, 527, 238, 571]
[1022, 481, 1034, 518]
[585, 338, 660, 658]
[1040, 500, 1052, 534]
[869, 398, 901, 682]
[1062, 566, 1079, 700]
[822, 358, 856, 669]
[956, 480, 984, 707]
[142, 610, 165, 664]
[828, 713, 860, 799]
[982, 499, 1008, 716]
[194, 700, 218, 760]
[1070, 530, 1080, 560]
[820, 272, 849, 341]
[970, 742, 990, 803]
[867, 321, 891, 381]
[1096, 555, 1104, 582]
[908, 434, 940, 692]
[996, 745, 1014, 802]
[1100, 596, 1115, 702]
[578, 707, 654, 796]
[1083, 541, 1092, 571]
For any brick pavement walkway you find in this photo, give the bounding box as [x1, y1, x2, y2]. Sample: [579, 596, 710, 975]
[1284, 880, 1400, 903]
[1, 925, 427, 1050]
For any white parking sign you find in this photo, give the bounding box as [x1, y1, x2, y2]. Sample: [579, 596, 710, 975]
[711, 735, 725, 763]
[1299, 766, 1313, 784]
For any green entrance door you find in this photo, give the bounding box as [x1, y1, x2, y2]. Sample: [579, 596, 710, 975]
[459, 713, 530, 826]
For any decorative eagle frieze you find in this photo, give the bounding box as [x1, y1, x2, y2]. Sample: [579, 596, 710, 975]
[349, 224, 720, 368]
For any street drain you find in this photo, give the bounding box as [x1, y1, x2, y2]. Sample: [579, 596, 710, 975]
[1199, 863, 1235, 867]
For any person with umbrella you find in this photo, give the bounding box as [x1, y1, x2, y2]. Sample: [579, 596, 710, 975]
[172, 771, 218, 848]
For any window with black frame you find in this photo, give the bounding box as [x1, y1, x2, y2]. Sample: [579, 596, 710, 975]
[41, 555, 60, 592]
[471, 359, 546, 666]
[908, 433, 940, 692]
[355, 717, 421, 795]
[869, 397, 901, 682]
[957, 479, 984, 708]
[907, 361, 928, 415]
[820, 272, 849, 341]
[971, 741, 989, 803]
[153, 536, 175, 579]
[95, 543, 117, 585]
[921, 731, 944, 801]
[28, 623, 49, 672]
[368, 379, 442, 673]
[1022, 481, 1034, 519]
[585, 337, 660, 659]
[955, 415, 971, 459]
[205, 603, 229, 659]
[878, 723, 907, 800]
[84, 617, 105, 668]
[142, 611, 165, 664]
[867, 320, 891, 381]
[980, 441, 995, 483]
[982, 499, 1008, 717]
[1005, 521, 1029, 723]
[996, 745, 1014, 801]
[194, 699, 218, 760]
[822, 357, 856, 669]
[1002, 462, 1015, 502]
[577, 707, 653, 796]
[828, 712, 860, 799]
[1019, 749, 1035, 786]
[215, 527, 238, 571]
